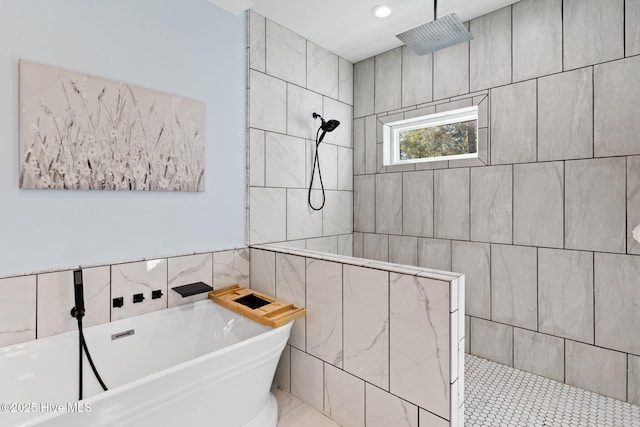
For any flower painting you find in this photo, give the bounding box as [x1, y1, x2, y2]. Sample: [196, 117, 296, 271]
[19, 60, 205, 191]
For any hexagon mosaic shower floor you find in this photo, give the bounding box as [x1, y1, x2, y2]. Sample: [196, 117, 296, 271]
[465, 354, 640, 427]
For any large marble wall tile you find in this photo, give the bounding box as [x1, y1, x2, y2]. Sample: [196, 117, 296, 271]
[337, 146, 353, 191]
[265, 20, 306, 86]
[402, 46, 432, 107]
[629, 156, 640, 255]
[630, 355, 640, 405]
[364, 116, 377, 174]
[0, 275, 36, 347]
[470, 165, 512, 244]
[491, 80, 537, 165]
[275, 253, 306, 349]
[37, 267, 110, 339]
[375, 173, 402, 235]
[353, 117, 365, 175]
[433, 40, 469, 100]
[594, 56, 640, 157]
[363, 233, 389, 262]
[306, 236, 338, 254]
[389, 235, 417, 266]
[353, 232, 364, 257]
[434, 168, 469, 240]
[354, 175, 375, 232]
[249, 248, 276, 296]
[214, 248, 249, 288]
[307, 41, 338, 99]
[343, 265, 389, 389]
[470, 317, 513, 366]
[287, 189, 323, 241]
[290, 347, 324, 412]
[287, 85, 323, 140]
[323, 191, 352, 236]
[538, 68, 593, 161]
[563, 0, 624, 70]
[452, 241, 490, 319]
[248, 10, 265, 72]
[324, 364, 365, 427]
[512, 0, 562, 81]
[249, 128, 265, 187]
[323, 97, 353, 149]
[565, 158, 626, 253]
[538, 248, 593, 343]
[403, 171, 434, 237]
[306, 259, 343, 366]
[565, 340, 627, 401]
[249, 187, 286, 244]
[470, 6, 512, 91]
[595, 253, 640, 355]
[514, 328, 564, 383]
[513, 162, 564, 248]
[417, 238, 451, 272]
[265, 132, 306, 188]
[390, 274, 450, 418]
[366, 382, 418, 427]
[339, 57, 354, 105]
[249, 70, 287, 134]
[273, 344, 291, 392]
[337, 234, 353, 257]
[491, 244, 537, 330]
[419, 409, 449, 427]
[375, 48, 402, 113]
[167, 253, 213, 308]
[111, 259, 167, 321]
[354, 58, 374, 118]
[628, 0, 640, 56]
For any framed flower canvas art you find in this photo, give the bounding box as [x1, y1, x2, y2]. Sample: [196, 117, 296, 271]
[19, 60, 205, 191]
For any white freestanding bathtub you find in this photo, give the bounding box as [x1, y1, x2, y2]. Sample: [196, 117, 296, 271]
[0, 299, 292, 427]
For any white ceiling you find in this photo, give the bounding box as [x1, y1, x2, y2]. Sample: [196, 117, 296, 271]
[210, 0, 521, 63]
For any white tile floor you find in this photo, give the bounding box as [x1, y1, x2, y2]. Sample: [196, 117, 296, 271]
[275, 354, 640, 427]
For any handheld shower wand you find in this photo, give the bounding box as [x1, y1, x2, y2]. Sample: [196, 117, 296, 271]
[71, 270, 85, 320]
[309, 113, 340, 210]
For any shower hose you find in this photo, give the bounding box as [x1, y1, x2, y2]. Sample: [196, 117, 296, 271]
[76, 316, 108, 400]
[308, 126, 326, 210]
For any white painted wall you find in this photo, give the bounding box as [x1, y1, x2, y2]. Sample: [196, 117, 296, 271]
[0, 0, 246, 275]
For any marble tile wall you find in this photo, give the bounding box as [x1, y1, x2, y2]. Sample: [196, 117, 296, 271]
[247, 11, 353, 254]
[0, 248, 250, 347]
[259, 245, 464, 426]
[352, 0, 640, 405]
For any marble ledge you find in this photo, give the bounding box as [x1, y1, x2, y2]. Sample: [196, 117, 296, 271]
[250, 244, 462, 282]
[0, 247, 250, 281]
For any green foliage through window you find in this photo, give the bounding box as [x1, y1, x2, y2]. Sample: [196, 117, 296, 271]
[399, 120, 477, 160]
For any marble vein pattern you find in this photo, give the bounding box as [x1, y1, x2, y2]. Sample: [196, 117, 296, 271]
[248, 10, 265, 73]
[249, 128, 265, 187]
[0, 275, 36, 347]
[249, 187, 287, 244]
[287, 85, 323, 140]
[629, 156, 640, 254]
[323, 97, 353, 149]
[37, 267, 110, 338]
[266, 132, 306, 188]
[167, 253, 213, 308]
[389, 235, 418, 266]
[265, 20, 306, 86]
[287, 188, 323, 241]
[565, 157, 626, 253]
[403, 171, 434, 237]
[594, 253, 640, 355]
[363, 233, 389, 262]
[452, 241, 490, 320]
[513, 328, 565, 383]
[390, 273, 450, 419]
[323, 191, 352, 236]
[402, 46, 433, 107]
[364, 115, 377, 175]
[375, 173, 402, 235]
[628, 0, 640, 57]
[538, 248, 594, 343]
[470, 165, 512, 244]
[417, 238, 452, 272]
[434, 168, 470, 240]
[111, 259, 168, 321]
[323, 364, 365, 427]
[275, 253, 306, 349]
[470, 5, 512, 91]
[306, 259, 343, 366]
[273, 345, 291, 392]
[213, 248, 249, 288]
[249, 249, 276, 296]
[470, 317, 513, 367]
[354, 58, 374, 118]
[338, 57, 354, 105]
[433, 41, 469, 100]
[374, 48, 402, 113]
[274, 387, 340, 427]
[249, 70, 287, 134]
[290, 347, 324, 412]
[365, 383, 418, 427]
[306, 41, 339, 99]
[343, 265, 389, 389]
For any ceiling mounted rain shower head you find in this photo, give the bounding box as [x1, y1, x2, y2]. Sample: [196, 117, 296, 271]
[396, 0, 473, 56]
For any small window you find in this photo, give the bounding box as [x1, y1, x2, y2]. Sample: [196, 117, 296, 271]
[383, 106, 478, 165]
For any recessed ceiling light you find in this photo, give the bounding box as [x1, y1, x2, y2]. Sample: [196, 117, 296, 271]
[372, 5, 392, 18]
